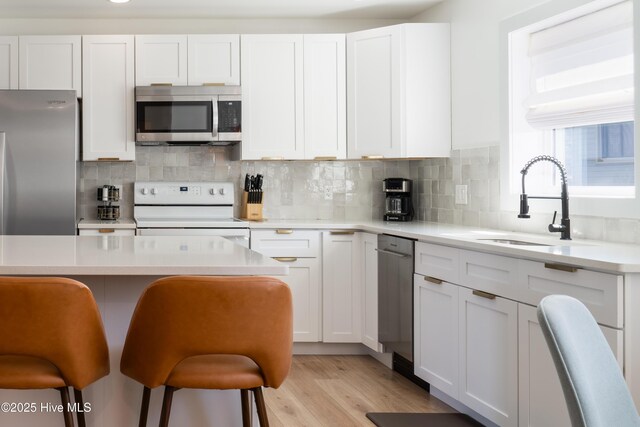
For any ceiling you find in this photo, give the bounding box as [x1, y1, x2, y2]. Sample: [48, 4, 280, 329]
[0, 0, 441, 19]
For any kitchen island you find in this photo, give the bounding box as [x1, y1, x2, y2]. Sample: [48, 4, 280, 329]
[0, 235, 288, 427]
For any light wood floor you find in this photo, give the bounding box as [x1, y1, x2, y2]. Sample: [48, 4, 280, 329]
[263, 355, 454, 426]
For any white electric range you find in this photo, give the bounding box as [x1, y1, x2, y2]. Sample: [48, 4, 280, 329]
[134, 181, 250, 247]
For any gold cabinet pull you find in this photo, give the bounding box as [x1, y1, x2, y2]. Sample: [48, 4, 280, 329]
[361, 155, 384, 160]
[98, 228, 115, 234]
[202, 82, 225, 86]
[330, 230, 355, 235]
[314, 156, 337, 161]
[274, 257, 298, 262]
[424, 276, 443, 285]
[276, 229, 293, 234]
[97, 157, 120, 161]
[472, 290, 496, 300]
[261, 156, 284, 161]
[544, 263, 579, 273]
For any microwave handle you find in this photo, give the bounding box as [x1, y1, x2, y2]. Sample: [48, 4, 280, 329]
[212, 98, 219, 137]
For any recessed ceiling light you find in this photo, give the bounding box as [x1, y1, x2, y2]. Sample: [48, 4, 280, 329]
[109, 0, 130, 3]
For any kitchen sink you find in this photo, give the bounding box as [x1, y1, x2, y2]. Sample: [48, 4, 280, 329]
[477, 238, 552, 247]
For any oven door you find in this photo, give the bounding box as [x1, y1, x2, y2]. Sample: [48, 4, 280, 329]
[135, 96, 218, 143]
[136, 227, 250, 248]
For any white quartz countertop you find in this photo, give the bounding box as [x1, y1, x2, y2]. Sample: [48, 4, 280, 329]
[0, 235, 288, 276]
[78, 219, 136, 229]
[248, 219, 640, 273]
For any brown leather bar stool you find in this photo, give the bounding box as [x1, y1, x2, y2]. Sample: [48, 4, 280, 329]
[120, 276, 293, 427]
[0, 277, 110, 427]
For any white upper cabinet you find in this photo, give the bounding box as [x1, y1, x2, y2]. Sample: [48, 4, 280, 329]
[135, 35, 240, 86]
[19, 36, 81, 96]
[187, 35, 240, 85]
[347, 23, 451, 159]
[0, 37, 18, 89]
[82, 35, 135, 161]
[303, 34, 346, 160]
[135, 35, 188, 86]
[241, 34, 304, 160]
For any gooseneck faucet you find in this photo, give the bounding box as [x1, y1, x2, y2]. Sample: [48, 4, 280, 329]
[518, 155, 571, 240]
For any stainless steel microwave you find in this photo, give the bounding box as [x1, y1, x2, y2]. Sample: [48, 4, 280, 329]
[135, 85, 241, 145]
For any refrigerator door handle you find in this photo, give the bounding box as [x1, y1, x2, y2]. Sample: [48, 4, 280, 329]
[0, 132, 5, 235]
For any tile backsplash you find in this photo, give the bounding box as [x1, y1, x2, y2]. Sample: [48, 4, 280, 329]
[79, 145, 640, 244]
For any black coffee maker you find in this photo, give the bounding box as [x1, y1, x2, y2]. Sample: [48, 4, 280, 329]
[383, 178, 413, 221]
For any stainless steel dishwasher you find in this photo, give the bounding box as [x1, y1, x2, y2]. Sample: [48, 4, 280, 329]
[378, 234, 417, 382]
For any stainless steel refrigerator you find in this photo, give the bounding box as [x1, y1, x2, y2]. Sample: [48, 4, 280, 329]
[0, 90, 78, 235]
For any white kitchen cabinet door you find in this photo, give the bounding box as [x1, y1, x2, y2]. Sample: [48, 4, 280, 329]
[240, 35, 304, 160]
[346, 24, 451, 159]
[82, 35, 135, 161]
[518, 303, 623, 427]
[272, 257, 321, 342]
[459, 287, 518, 427]
[135, 35, 188, 86]
[414, 274, 459, 399]
[303, 34, 346, 160]
[322, 231, 362, 342]
[0, 37, 17, 89]
[347, 25, 401, 159]
[19, 36, 81, 96]
[361, 232, 381, 352]
[187, 35, 240, 86]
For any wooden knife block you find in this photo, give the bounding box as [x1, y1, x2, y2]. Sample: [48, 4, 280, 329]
[241, 191, 264, 221]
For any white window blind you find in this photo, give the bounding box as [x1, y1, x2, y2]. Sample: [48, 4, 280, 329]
[525, 0, 634, 129]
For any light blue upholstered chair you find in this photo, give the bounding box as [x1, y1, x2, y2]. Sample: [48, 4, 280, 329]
[537, 295, 640, 427]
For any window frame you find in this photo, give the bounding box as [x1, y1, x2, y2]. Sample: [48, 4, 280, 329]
[499, 0, 640, 219]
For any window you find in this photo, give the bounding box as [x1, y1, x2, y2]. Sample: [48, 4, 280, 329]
[507, 0, 635, 200]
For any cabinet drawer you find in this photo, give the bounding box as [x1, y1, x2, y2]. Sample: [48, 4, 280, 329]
[250, 229, 321, 257]
[459, 250, 518, 300]
[415, 242, 459, 284]
[78, 229, 135, 236]
[518, 259, 623, 328]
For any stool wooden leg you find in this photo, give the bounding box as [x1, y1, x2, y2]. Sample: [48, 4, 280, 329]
[241, 389, 252, 427]
[73, 388, 86, 427]
[252, 387, 269, 427]
[139, 386, 151, 427]
[159, 386, 176, 427]
[57, 387, 75, 427]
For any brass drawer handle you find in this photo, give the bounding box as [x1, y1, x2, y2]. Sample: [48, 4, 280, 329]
[202, 82, 225, 86]
[261, 156, 284, 161]
[274, 257, 298, 262]
[545, 263, 579, 273]
[98, 228, 115, 234]
[361, 155, 383, 160]
[472, 290, 496, 300]
[424, 276, 443, 285]
[314, 156, 337, 161]
[276, 229, 293, 234]
[97, 157, 120, 161]
[330, 230, 355, 235]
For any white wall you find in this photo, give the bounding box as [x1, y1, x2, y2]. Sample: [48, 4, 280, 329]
[412, 0, 559, 150]
[0, 18, 402, 36]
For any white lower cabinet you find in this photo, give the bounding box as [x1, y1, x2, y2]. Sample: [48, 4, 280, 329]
[273, 257, 321, 342]
[518, 303, 623, 427]
[361, 232, 381, 352]
[459, 287, 518, 427]
[414, 274, 459, 399]
[322, 231, 362, 343]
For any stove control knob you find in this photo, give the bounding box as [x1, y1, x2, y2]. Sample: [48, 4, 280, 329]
[219, 188, 226, 195]
[209, 188, 216, 195]
[141, 188, 148, 195]
[151, 188, 158, 195]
